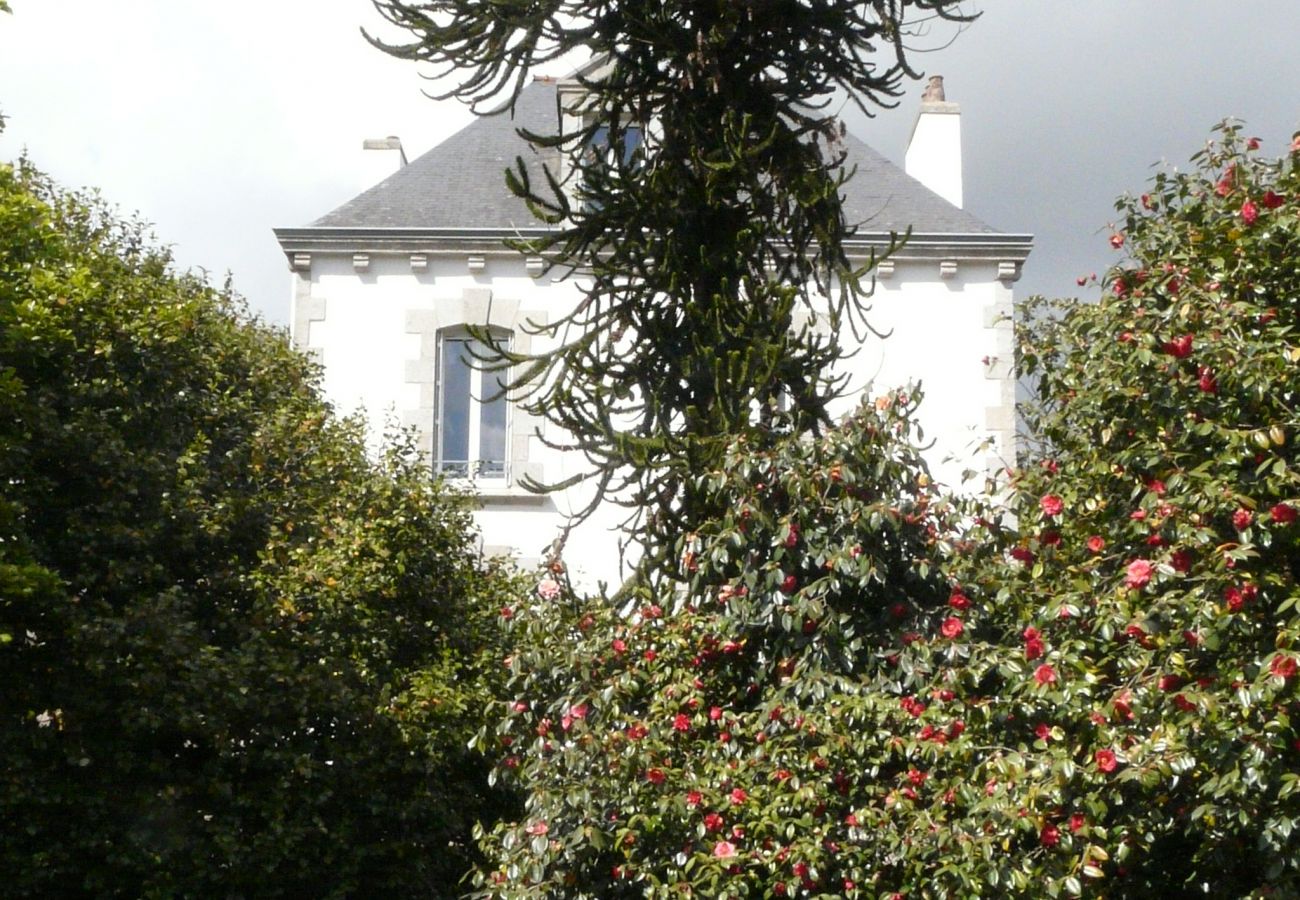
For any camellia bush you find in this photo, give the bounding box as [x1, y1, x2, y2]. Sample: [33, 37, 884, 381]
[472, 393, 1005, 897]
[974, 123, 1300, 896]
[473, 124, 1300, 899]
[0, 156, 520, 897]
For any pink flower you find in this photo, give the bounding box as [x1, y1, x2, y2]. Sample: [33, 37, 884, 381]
[525, 820, 549, 836]
[1095, 748, 1118, 773]
[1040, 494, 1064, 517]
[1034, 664, 1058, 686]
[1271, 655, 1297, 679]
[536, 577, 561, 600]
[1242, 199, 1259, 225]
[1086, 535, 1105, 554]
[940, 617, 964, 639]
[729, 788, 748, 805]
[612, 638, 627, 654]
[1247, 136, 1261, 150]
[1124, 559, 1154, 590]
[712, 840, 737, 859]
[1110, 232, 1125, 249]
[709, 705, 723, 721]
[1270, 502, 1297, 525]
[1233, 508, 1253, 531]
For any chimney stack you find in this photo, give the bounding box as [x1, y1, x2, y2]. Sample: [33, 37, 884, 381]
[905, 76, 963, 209]
[359, 135, 407, 191]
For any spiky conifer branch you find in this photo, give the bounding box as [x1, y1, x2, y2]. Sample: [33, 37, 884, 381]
[369, 0, 974, 571]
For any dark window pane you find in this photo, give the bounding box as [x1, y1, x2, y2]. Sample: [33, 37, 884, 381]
[440, 338, 471, 469]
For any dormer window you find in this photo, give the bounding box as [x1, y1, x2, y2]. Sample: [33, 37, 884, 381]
[587, 123, 643, 169]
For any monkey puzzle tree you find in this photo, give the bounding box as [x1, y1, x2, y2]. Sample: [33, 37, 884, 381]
[368, 0, 972, 562]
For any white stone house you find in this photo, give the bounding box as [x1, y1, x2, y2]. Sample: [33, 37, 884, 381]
[273, 74, 1032, 588]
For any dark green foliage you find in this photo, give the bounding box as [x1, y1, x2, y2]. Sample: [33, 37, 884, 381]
[369, 0, 971, 553]
[0, 158, 521, 897]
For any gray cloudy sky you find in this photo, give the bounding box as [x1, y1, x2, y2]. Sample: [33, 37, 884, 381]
[2, 1, 1298, 324]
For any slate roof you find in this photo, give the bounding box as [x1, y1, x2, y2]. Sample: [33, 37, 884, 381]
[308, 79, 1000, 236]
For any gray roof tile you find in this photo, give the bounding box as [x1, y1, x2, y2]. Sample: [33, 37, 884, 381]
[309, 80, 999, 236]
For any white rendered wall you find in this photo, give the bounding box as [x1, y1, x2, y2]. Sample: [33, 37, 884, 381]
[292, 253, 1014, 589]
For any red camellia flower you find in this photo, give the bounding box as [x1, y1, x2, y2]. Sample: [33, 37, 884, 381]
[1124, 559, 1154, 589]
[1035, 722, 1052, 742]
[1110, 232, 1124, 249]
[1041, 824, 1061, 848]
[626, 722, 648, 740]
[703, 811, 727, 832]
[729, 788, 748, 805]
[940, 617, 964, 639]
[1034, 664, 1058, 686]
[1158, 674, 1181, 692]
[673, 713, 690, 732]
[780, 573, 798, 594]
[686, 790, 703, 807]
[1262, 190, 1285, 209]
[1024, 626, 1045, 661]
[1233, 508, 1253, 530]
[1241, 199, 1259, 225]
[1162, 334, 1194, 358]
[1070, 813, 1087, 833]
[1198, 366, 1218, 393]
[948, 589, 971, 610]
[1086, 535, 1105, 554]
[1224, 584, 1253, 612]
[1040, 494, 1064, 517]
[1009, 546, 1035, 565]
[1170, 550, 1192, 573]
[1271, 655, 1297, 679]
[1270, 502, 1297, 525]
[1095, 749, 1118, 773]
[646, 768, 666, 784]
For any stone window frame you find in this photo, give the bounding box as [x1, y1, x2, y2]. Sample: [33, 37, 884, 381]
[405, 287, 546, 496]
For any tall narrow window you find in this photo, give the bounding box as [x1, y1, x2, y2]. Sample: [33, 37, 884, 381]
[437, 329, 509, 480]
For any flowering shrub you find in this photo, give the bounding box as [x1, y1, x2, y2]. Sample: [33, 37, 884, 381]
[984, 122, 1300, 895]
[473, 392, 1001, 897]
[475, 125, 1300, 897]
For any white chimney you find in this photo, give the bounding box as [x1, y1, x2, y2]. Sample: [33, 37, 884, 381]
[359, 135, 407, 191]
[905, 76, 963, 209]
